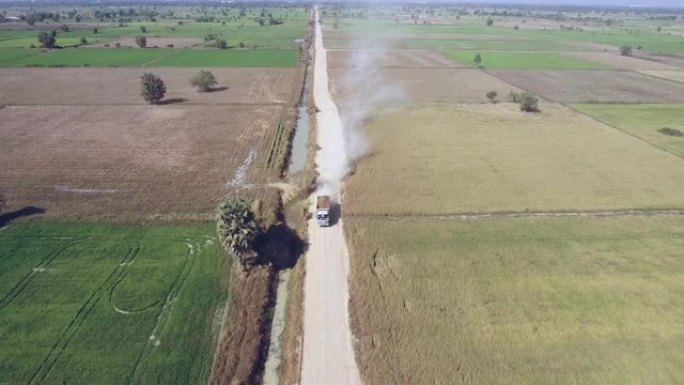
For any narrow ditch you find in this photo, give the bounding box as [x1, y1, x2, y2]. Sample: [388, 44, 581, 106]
[262, 29, 314, 385]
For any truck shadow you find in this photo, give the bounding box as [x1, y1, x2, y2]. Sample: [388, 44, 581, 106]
[329, 202, 341, 226]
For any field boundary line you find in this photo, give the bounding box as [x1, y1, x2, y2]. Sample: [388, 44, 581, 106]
[346, 208, 684, 221]
[563, 103, 684, 160]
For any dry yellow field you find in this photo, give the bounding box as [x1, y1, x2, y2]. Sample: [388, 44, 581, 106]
[639, 70, 684, 83]
[343, 103, 684, 216]
[346, 216, 684, 385]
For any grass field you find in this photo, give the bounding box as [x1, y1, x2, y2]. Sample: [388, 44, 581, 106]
[153, 49, 299, 67]
[449, 51, 610, 69]
[343, 103, 684, 215]
[572, 103, 684, 157]
[0, 47, 299, 67]
[347, 215, 684, 385]
[0, 220, 229, 385]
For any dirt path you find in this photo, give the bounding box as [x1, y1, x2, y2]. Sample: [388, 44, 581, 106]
[347, 208, 684, 221]
[300, 10, 363, 385]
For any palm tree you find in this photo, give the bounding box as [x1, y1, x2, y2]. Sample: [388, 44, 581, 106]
[216, 199, 260, 269]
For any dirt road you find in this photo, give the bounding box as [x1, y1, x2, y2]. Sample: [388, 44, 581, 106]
[300, 11, 363, 385]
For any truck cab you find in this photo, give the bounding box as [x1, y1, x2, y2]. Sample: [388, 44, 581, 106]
[316, 195, 331, 227]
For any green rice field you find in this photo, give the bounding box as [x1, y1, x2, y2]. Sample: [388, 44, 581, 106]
[0, 221, 229, 385]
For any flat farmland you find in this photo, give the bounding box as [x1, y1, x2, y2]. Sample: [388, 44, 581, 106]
[0, 220, 228, 385]
[0, 48, 300, 68]
[565, 51, 680, 71]
[639, 70, 684, 84]
[449, 51, 609, 69]
[327, 49, 459, 68]
[0, 103, 283, 218]
[0, 67, 299, 105]
[572, 103, 684, 157]
[343, 103, 684, 216]
[489, 69, 684, 103]
[346, 216, 684, 385]
[329, 68, 520, 105]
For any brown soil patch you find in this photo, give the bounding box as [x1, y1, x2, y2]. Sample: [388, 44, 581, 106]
[329, 68, 520, 105]
[0, 67, 298, 105]
[327, 49, 459, 68]
[210, 266, 276, 385]
[639, 70, 684, 84]
[565, 51, 680, 71]
[489, 69, 684, 103]
[90, 37, 202, 48]
[0, 103, 284, 219]
[634, 52, 684, 69]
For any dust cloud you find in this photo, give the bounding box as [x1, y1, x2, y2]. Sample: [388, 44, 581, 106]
[315, 14, 405, 199]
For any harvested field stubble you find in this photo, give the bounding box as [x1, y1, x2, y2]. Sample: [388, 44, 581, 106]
[343, 103, 684, 215]
[489, 69, 684, 103]
[566, 51, 680, 71]
[346, 216, 684, 385]
[0, 104, 284, 218]
[0, 67, 298, 105]
[327, 49, 460, 68]
[329, 68, 520, 105]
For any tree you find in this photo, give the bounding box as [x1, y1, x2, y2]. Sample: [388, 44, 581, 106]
[514, 24, 520, 30]
[140, 73, 166, 104]
[140, 25, 147, 33]
[80, 36, 87, 45]
[473, 53, 482, 67]
[214, 38, 227, 49]
[517, 92, 540, 112]
[190, 70, 218, 92]
[93, 27, 99, 33]
[216, 199, 260, 269]
[620, 45, 632, 56]
[135, 35, 147, 48]
[60, 24, 70, 32]
[486, 18, 494, 26]
[486, 91, 498, 103]
[37, 32, 56, 49]
[0, 193, 5, 215]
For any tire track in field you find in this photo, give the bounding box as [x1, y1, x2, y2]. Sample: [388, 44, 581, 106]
[0, 239, 82, 312]
[27, 245, 140, 385]
[124, 240, 199, 385]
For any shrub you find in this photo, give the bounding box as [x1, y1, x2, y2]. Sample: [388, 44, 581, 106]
[658, 127, 683, 137]
[486, 91, 498, 103]
[135, 35, 146, 48]
[473, 53, 482, 67]
[139, 25, 146, 33]
[486, 18, 494, 26]
[140, 73, 166, 104]
[215, 39, 227, 49]
[620, 45, 632, 56]
[79, 36, 87, 45]
[37, 32, 56, 49]
[517, 92, 540, 112]
[190, 70, 218, 92]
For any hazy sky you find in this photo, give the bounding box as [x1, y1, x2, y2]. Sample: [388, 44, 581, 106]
[454, 0, 684, 7]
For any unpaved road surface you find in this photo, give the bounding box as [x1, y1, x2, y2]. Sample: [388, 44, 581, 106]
[300, 12, 362, 385]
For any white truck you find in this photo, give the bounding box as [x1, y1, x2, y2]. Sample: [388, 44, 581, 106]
[316, 195, 331, 227]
